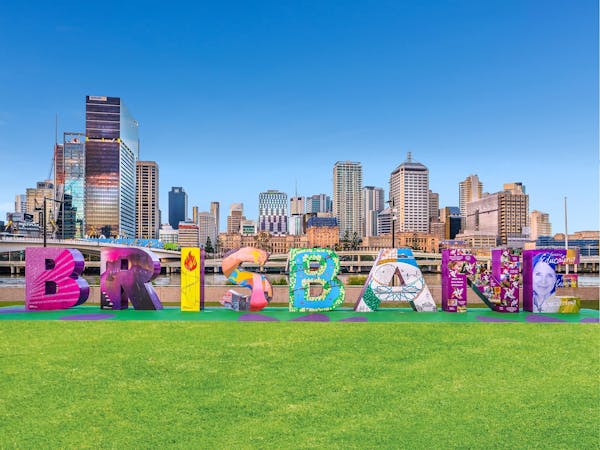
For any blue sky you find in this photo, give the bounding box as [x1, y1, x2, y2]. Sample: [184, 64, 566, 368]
[0, 0, 597, 233]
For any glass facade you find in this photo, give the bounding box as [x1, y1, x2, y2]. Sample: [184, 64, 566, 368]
[168, 187, 187, 229]
[85, 96, 138, 238]
[56, 133, 86, 237]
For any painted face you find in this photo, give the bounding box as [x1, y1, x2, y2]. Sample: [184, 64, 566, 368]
[533, 261, 557, 297]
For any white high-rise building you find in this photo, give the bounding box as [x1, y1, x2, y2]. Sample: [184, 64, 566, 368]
[363, 186, 384, 237]
[389, 153, 429, 233]
[197, 211, 217, 248]
[333, 161, 363, 237]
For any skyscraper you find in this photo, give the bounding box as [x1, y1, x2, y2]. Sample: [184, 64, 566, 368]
[210, 201, 220, 236]
[168, 187, 187, 229]
[363, 186, 384, 237]
[464, 183, 529, 245]
[459, 174, 483, 229]
[530, 210, 552, 240]
[389, 153, 429, 233]
[289, 196, 305, 235]
[197, 211, 217, 248]
[55, 133, 86, 237]
[26, 180, 54, 230]
[85, 96, 139, 238]
[333, 161, 363, 237]
[136, 161, 159, 239]
[306, 194, 332, 214]
[14, 194, 26, 213]
[227, 203, 245, 234]
[259, 190, 288, 235]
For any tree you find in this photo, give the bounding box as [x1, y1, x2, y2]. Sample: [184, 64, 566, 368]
[341, 230, 351, 251]
[350, 232, 362, 250]
[205, 236, 214, 254]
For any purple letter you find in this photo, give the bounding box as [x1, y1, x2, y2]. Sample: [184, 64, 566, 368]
[100, 247, 162, 310]
[25, 248, 89, 311]
[441, 248, 476, 312]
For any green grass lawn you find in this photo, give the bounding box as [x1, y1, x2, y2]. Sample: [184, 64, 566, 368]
[0, 322, 598, 448]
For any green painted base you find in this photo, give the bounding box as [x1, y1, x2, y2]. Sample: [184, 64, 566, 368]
[1, 305, 598, 323]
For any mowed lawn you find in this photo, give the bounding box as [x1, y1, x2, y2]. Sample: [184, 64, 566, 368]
[0, 322, 598, 448]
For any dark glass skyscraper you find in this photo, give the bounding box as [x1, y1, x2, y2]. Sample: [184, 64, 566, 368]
[168, 187, 187, 229]
[84, 96, 139, 238]
[55, 132, 85, 237]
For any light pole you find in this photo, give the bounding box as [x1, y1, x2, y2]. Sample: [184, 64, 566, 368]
[386, 198, 397, 249]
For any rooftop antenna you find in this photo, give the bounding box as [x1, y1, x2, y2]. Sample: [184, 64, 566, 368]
[407, 151, 412, 162]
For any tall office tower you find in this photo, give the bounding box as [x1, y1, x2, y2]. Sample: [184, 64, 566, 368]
[499, 183, 529, 244]
[377, 207, 392, 235]
[54, 133, 86, 237]
[333, 161, 363, 237]
[135, 161, 159, 239]
[306, 194, 332, 213]
[210, 201, 220, 236]
[259, 190, 288, 235]
[440, 206, 461, 240]
[168, 187, 187, 229]
[192, 206, 199, 224]
[197, 211, 217, 248]
[56, 194, 77, 239]
[389, 153, 429, 234]
[26, 180, 54, 227]
[85, 96, 139, 238]
[459, 174, 483, 229]
[465, 184, 529, 245]
[363, 186, 385, 237]
[289, 196, 305, 235]
[227, 203, 245, 234]
[290, 196, 305, 215]
[429, 190, 439, 223]
[15, 194, 26, 213]
[530, 210, 552, 240]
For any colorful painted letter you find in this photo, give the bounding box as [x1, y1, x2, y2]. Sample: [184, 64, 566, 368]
[469, 249, 521, 313]
[355, 248, 436, 312]
[220, 247, 273, 311]
[100, 247, 162, 310]
[441, 248, 476, 312]
[181, 247, 205, 312]
[522, 249, 579, 313]
[25, 247, 89, 310]
[288, 248, 345, 312]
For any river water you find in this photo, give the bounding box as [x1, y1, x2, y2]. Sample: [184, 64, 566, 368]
[1, 273, 598, 287]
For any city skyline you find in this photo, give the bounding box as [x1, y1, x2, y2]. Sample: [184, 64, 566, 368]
[0, 1, 597, 233]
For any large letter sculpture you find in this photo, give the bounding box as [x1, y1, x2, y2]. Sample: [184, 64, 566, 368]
[220, 247, 273, 312]
[441, 248, 476, 312]
[469, 249, 521, 313]
[25, 248, 89, 310]
[523, 249, 579, 313]
[288, 248, 345, 312]
[181, 247, 205, 312]
[354, 248, 436, 312]
[100, 247, 162, 310]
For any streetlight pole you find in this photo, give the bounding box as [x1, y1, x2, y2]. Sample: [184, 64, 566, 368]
[387, 198, 397, 249]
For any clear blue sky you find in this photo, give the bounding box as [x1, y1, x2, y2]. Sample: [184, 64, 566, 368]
[0, 1, 597, 233]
